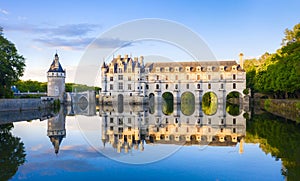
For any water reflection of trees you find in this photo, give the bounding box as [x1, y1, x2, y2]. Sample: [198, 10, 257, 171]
[162, 92, 174, 115]
[181, 92, 195, 116]
[246, 113, 300, 180]
[0, 123, 26, 180]
[202, 92, 217, 115]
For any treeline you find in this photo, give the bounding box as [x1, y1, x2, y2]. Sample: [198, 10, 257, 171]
[244, 23, 300, 98]
[14, 80, 100, 93]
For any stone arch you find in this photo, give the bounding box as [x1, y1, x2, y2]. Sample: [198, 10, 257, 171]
[180, 91, 195, 116]
[162, 92, 174, 115]
[226, 91, 243, 116]
[202, 92, 218, 115]
[117, 94, 124, 113]
[149, 93, 155, 114]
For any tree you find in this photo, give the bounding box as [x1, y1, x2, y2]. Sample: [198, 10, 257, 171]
[0, 28, 25, 98]
[0, 123, 26, 180]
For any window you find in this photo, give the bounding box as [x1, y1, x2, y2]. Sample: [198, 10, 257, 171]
[130, 93, 132, 96]
[233, 128, 236, 133]
[118, 118, 123, 125]
[175, 75, 178, 80]
[186, 75, 189, 80]
[110, 118, 114, 123]
[208, 83, 211, 89]
[186, 84, 189, 89]
[110, 126, 113, 131]
[165, 67, 169, 72]
[146, 84, 149, 89]
[175, 67, 179, 72]
[110, 68, 113, 73]
[166, 75, 168, 80]
[220, 74, 223, 80]
[110, 84, 113, 90]
[233, 118, 236, 125]
[110, 76, 113, 81]
[220, 83, 224, 89]
[233, 74, 236, 80]
[233, 83, 236, 89]
[128, 84, 132, 90]
[221, 128, 223, 132]
[146, 76, 149, 81]
[175, 84, 178, 89]
[118, 75, 123, 80]
[186, 67, 190, 72]
[197, 84, 201, 89]
[128, 118, 131, 124]
[157, 75, 159, 80]
[156, 67, 160, 72]
[197, 75, 200, 80]
[208, 118, 211, 124]
[118, 82, 123, 90]
[208, 75, 211, 80]
[197, 67, 201, 72]
[166, 84, 168, 89]
[221, 119, 224, 124]
[156, 84, 159, 89]
[118, 68, 123, 73]
[128, 127, 132, 131]
[128, 76, 131, 81]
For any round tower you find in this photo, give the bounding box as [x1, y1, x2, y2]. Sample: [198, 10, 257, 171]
[47, 53, 66, 102]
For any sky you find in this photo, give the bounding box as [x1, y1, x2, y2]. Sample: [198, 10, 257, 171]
[0, 0, 299, 84]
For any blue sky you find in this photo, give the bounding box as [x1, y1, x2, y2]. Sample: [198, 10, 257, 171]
[1, 0, 299, 83]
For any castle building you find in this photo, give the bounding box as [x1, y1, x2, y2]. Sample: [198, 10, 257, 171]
[100, 54, 246, 104]
[47, 53, 66, 102]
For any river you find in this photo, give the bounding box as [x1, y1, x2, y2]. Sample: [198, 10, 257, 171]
[0, 100, 299, 180]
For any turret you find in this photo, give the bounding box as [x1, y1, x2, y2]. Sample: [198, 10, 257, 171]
[47, 52, 66, 102]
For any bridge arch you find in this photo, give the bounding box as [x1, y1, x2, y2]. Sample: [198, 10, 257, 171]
[180, 91, 195, 116]
[162, 92, 174, 115]
[226, 91, 243, 116]
[202, 91, 218, 116]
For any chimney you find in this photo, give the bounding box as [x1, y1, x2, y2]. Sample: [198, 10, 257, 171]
[239, 53, 244, 70]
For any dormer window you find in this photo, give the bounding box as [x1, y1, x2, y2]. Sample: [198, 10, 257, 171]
[207, 66, 212, 71]
[165, 67, 169, 72]
[196, 66, 201, 72]
[186, 67, 190, 72]
[175, 67, 179, 72]
[156, 67, 160, 72]
[232, 66, 237, 71]
[219, 66, 224, 71]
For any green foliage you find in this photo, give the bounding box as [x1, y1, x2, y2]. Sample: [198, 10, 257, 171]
[264, 99, 271, 110]
[243, 88, 249, 95]
[202, 92, 217, 115]
[162, 92, 174, 115]
[181, 92, 195, 116]
[53, 99, 61, 113]
[0, 28, 25, 98]
[246, 113, 300, 180]
[14, 80, 47, 92]
[0, 123, 26, 180]
[66, 83, 100, 93]
[244, 23, 300, 98]
[226, 103, 240, 116]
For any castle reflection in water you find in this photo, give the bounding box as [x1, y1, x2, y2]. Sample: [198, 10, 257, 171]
[99, 101, 246, 154]
[45, 98, 246, 154]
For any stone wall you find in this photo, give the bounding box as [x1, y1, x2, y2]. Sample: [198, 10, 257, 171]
[0, 98, 53, 112]
[260, 99, 300, 123]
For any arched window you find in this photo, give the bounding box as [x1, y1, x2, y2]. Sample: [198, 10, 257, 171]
[156, 84, 159, 89]
[166, 84, 168, 89]
[233, 83, 236, 89]
[175, 84, 178, 89]
[197, 84, 201, 89]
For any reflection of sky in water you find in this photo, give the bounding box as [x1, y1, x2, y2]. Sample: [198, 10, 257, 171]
[9, 116, 284, 180]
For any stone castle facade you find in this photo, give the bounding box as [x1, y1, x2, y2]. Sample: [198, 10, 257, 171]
[100, 54, 246, 104]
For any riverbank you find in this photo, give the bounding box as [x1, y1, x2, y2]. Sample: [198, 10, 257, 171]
[259, 99, 300, 123]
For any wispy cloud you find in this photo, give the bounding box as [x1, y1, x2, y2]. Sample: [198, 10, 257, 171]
[33, 37, 93, 50]
[0, 9, 9, 15]
[3, 23, 100, 37]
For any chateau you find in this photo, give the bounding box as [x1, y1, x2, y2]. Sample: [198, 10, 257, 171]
[100, 54, 246, 104]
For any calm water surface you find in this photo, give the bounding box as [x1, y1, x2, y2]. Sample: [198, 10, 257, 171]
[1, 102, 299, 181]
